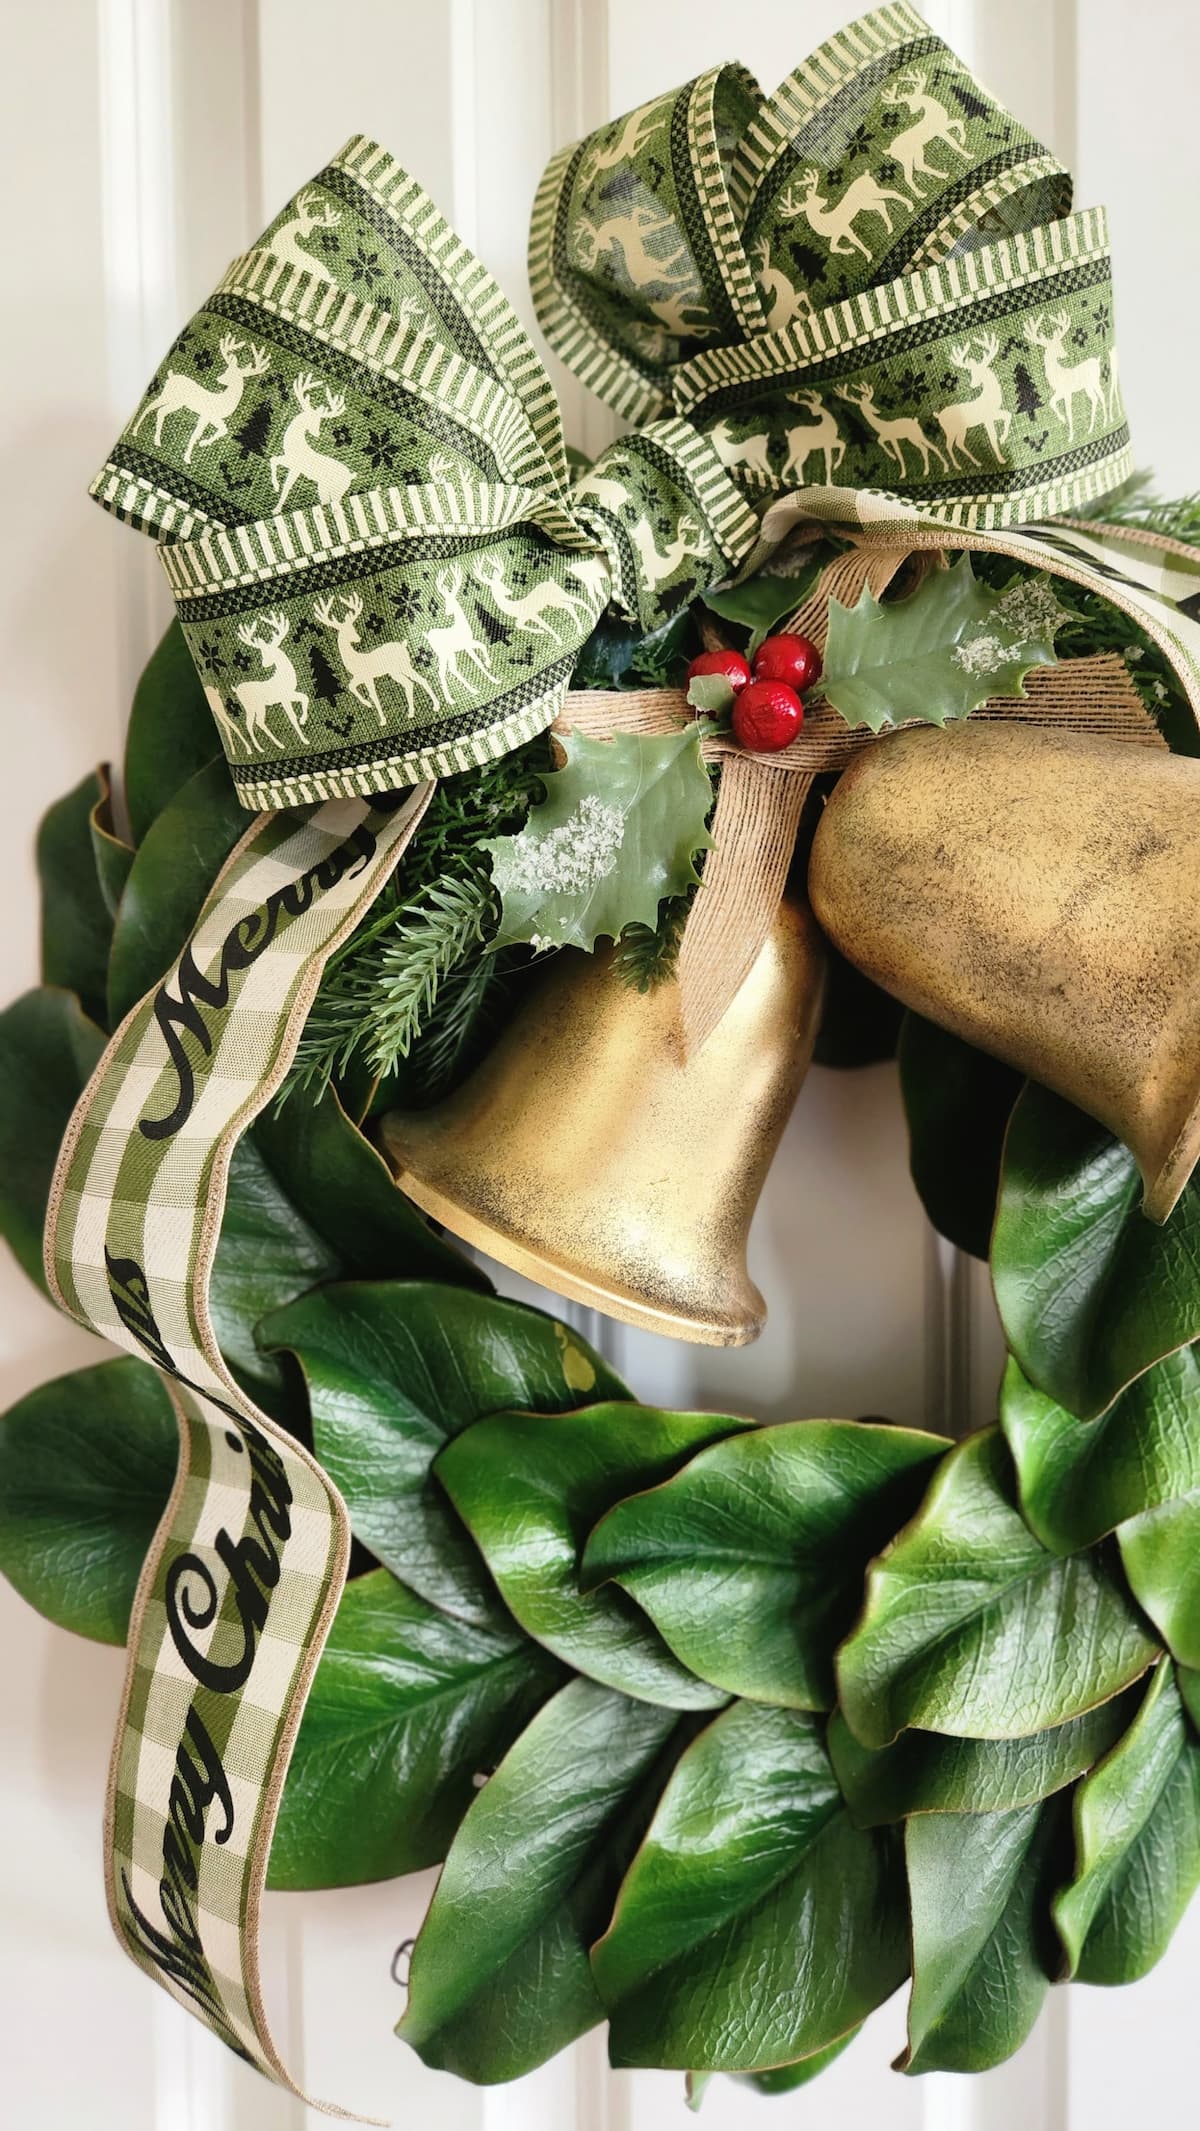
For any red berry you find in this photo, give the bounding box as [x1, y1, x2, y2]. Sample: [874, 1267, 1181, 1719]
[753, 632, 822, 693]
[732, 679, 803, 753]
[687, 647, 753, 692]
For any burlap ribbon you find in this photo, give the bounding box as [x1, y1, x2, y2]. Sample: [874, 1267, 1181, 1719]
[50, 2, 1200, 2114]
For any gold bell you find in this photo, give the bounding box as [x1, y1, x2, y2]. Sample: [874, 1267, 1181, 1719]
[381, 896, 826, 1344]
[809, 721, 1200, 1223]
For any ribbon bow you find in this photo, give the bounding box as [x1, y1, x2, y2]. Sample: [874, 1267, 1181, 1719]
[93, 0, 1130, 813]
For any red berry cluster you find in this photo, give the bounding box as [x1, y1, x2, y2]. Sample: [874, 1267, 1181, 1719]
[687, 633, 822, 753]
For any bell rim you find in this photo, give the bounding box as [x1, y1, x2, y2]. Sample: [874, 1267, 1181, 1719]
[392, 1165, 766, 1349]
[1143, 1080, 1200, 1224]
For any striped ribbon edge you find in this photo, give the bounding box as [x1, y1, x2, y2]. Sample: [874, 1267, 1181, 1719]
[44, 786, 433, 2120]
[527, 141, 671, 429]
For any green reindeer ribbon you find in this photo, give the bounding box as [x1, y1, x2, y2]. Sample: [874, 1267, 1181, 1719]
[55, 4, 1200, 2115]
[93, 0, 1132, 813]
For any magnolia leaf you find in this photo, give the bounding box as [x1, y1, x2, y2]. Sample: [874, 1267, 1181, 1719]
[268, 1568, 560, 1891]
[819, 555, 1059, 732]
[398, 1680, 684, 2082]
[251, 1085, 481, 1291]
[703, 567, 820, 654]
[836, 1428, 1158, 1748]
[1118, 1495, 1200, 1669]
[483, 725, 713, 953]
[898, 1013, 1022, 1259]
[436, 1401, 751, 1705]
[107, 755, 246, 1027]
[209, 1137, 340, 1422]
[685, 673, 735, 714]
[1054, 1662, 1200, 1982]
[0, 988, 106, 1295]
[992, 1083, 1200, 1421]
[1001, 1348, 1200, 1556]
[37, 769, 115, 1029]
[687, 2031, 861, 2110]
[592, 1700, 907, 2071]
[89, 769, 135, 920]
[828, 1693, 1139, 1828]
[0, 1358, 176, 1643]
[262, 1282, 626, 1626]
[124, 620, 221, 844]
[581, 1418, 946, 1709]
[901, 1798, 1063, 2073]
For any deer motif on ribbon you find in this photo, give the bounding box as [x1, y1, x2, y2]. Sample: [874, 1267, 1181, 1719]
[932, 332, 1012, 467]
[778, 168, 908, 259]
[268, 187, 342, 279]
[885, 66, 973, 193]
[1024, 310, 1112, 443]
[270, 374, 355, 508]
[313, 591, 437, 726]
[133, 335, 270, 465]
[230, 614, 309, 748]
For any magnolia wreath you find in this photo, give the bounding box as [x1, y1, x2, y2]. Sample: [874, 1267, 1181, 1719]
[7, 2, 1200, 2112]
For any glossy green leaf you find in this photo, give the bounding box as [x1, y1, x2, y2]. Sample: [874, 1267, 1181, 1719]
[1002, 1348, 1200, 1556]
[89, 770, 135, 920]
[828, 1693, 1138, 1827]
[836, 1429, 1158, 1747]
[124, 620, 222, 844]
[820, 555, 1059, 733]
[703, 567, 820, 655]
[484, 725, 714, 953]
[269, 1568, 559, 1891]
[902, 1798, 1063, 2073]
[1055, 1663, 1200, 1981]
[0, 1358, 176, 1643]
[37, 769, 114, 1028]
[992, 1083, 1200, 1421]
[593, 1700, 907, 2071]
[898, 1014, 1022, 1259]
[398, 1680, 683, 2081]
[0, 988, 105, 1294]
[812, 949, 903, 1069]
[252, 1087, 483, 1290]
[437, 1402, 751, 1704]
[107, 756, 246, 1027]
[1119, 1495, 1200, 1667]
[210, 1137, 340, 1419]
[582, 1419, 946, 1709]
[263, 1283, 627, 1625]
[687, 2030, 860, 2110]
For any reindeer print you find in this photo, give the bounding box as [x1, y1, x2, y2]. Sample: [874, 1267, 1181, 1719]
[230, 614, 309, 748]
[270, 374, 356, 508]
[268, 188, 342, 279]
[427, 565, 505, 699]
[782, 392, 846, 484]
[931, 333, 1011, 467]
[838, 381, 948, 477]
[1023, 311, 1108, 444]
[133, 334, 269, 465]
[778, 168, 908, 261]
[708, 419, 777, 485]
[312, 591, 437, 727]
[475, 555, 602, 643]
[885, 68, 972, 194]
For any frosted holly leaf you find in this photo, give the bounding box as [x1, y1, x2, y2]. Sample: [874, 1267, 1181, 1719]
[819, 556, 1063, 733]
[686, 672, 737, 715]
[483, 725, 713, 954]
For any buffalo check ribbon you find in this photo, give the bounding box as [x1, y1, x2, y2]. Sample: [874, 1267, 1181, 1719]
[57, 1, 1200, 2114]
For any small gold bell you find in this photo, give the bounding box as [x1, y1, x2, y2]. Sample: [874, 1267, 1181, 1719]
[809, 721, 1200, 1222]
[381, 896, 826, 1344]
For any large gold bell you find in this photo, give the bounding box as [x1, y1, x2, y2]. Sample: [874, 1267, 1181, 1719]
[381, 896, 826, 1344]
[809, 721, 1200, 1223]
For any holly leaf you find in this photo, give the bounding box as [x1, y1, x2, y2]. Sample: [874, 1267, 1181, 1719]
[483, 725, 714, 953]
[436, 1401, 752, 1705]
[398, 1680, 685, 2082]
[819, 555, 1060, 732]
[592, 1701, 908, 2071]
[268, 1568, 561, 1890]
[0, 1358, 176, 1643]
[685, 672, 734, 715]
[703, 566, 821, 655]
[992, 1083, 1200, 1421]
[835, 1428, 1158, 1748]
[581, 1418, 946, 1709]
[262, 1282, 627, 1626]
[828, 1693, 1139, 1827]
[1001, 1348, 1200, 1557]
[901, 1798, 1064, 2074]
[1054, 1662, 1200, 1982]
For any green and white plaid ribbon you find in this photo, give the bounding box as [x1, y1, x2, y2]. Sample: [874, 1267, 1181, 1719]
[56, 3, 1200, 2113]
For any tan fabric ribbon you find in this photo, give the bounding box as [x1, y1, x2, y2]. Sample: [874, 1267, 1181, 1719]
[559, 539, 1163, 1054]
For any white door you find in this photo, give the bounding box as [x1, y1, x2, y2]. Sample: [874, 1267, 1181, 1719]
[3, 2, 1198, 2125]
